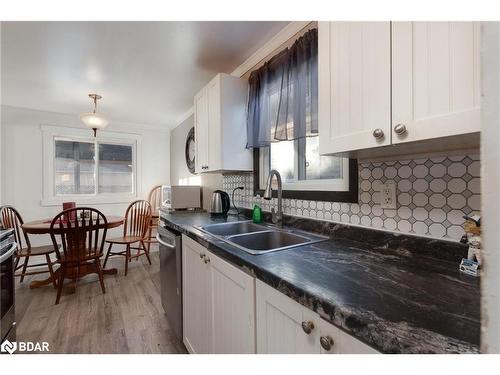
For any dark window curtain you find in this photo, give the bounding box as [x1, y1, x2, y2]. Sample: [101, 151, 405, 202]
[246, 28, 318, 148]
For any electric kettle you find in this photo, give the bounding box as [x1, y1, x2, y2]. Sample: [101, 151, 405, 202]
[210, 190, 230, 217]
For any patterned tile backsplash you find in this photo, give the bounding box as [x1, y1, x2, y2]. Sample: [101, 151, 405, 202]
[222, 154, 480, 241]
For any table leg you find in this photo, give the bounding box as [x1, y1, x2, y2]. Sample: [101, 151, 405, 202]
[30, 275, 57, 289]
[29, 265, 118, 289]
[102, 268, 118, 275]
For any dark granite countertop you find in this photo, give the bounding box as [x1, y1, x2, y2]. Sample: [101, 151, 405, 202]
[160, 210, 480, 354]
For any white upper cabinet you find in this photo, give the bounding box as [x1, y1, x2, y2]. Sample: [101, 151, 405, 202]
[392, 22, 481, 144]
[319, 21, 480, 157]
[319, 22, 392, 155]
[194, 73, 252, 173]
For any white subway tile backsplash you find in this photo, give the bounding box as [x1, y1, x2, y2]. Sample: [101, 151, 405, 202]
[223, 154, 480, 241]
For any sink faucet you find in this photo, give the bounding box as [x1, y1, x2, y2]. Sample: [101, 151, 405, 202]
[263, 169, 283, 227]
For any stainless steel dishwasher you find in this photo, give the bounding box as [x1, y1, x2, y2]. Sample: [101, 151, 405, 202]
[157, 216, 182, 341]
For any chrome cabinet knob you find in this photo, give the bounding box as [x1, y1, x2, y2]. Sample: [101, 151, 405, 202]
[394, 123, 407, 135]
[199, 253, 205, 259]
[204, 257, 210, 264]
[301, 320, 315, 335]
[320, 336, 334, 351]
[372, 128, 384, 139]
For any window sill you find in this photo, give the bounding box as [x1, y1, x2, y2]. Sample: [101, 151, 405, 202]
[41, 194, 138, 207]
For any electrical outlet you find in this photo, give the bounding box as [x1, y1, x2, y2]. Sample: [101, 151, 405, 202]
[380, 181, 397, 209]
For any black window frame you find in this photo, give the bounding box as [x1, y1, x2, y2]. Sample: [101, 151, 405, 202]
[253, 148, 359, 203]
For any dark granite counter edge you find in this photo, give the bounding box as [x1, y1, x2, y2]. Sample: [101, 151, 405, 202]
[163, 217, 479, 354]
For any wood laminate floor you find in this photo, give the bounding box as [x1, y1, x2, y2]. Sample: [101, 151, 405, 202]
[15, 247, 187, 354]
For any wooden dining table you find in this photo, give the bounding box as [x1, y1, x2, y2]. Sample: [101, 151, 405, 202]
[22, 215, 124, 289]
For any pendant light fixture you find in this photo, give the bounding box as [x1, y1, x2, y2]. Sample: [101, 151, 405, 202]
[79, 93, 109, 137]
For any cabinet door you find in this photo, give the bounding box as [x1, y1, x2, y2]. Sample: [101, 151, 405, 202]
[317, 318, 378, 354]
[206, 76, 221, 172]
[256, 280, 320, 354]
[319, 22, 391, 155]
[392, 22, 481, 144]
[194, 89, 209, 173]
[207, 251, 256, 353]
[182, 235, 210, 353]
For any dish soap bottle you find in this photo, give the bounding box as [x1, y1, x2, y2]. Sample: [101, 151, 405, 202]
[252, 204, 263, 224]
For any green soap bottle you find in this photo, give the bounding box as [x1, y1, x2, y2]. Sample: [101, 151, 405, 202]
[252, 204, 263, 223]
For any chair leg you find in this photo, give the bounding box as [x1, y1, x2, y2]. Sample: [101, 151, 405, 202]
[147, 224, 153, 252]
[103, 243, 112, 269]
[96, 259, 105, 294]
[19, 255, 29, 283]
[124, 244, 130, 276]
[46, 253, 57, 288]
[55, 267, 65, 305]
[141, 240, 152, 265]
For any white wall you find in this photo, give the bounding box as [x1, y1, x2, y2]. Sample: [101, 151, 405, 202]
[170, 114, 200, 186]
[169, 114, 222, 210]
[0, 105, 170, 246]
[481, 22, 500, 353]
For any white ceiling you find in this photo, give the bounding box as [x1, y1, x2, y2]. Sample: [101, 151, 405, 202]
[1, 21, 288, 128]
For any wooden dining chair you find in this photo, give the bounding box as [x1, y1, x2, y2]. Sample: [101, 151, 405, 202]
[0, 205, 57, 287]
[103, 200, 152, 276]
[49, 207, 108, 305]
[143, 185, 162, 252]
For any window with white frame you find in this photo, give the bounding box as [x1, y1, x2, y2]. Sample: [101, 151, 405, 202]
[42, 125, 140, 205]
[54, 139, 134, 195]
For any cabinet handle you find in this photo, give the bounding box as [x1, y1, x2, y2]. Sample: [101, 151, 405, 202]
[204, 257, 210, 264]
[199, 253, 206, 259]
[394, 123, 407, 135]
[301, 320, 315, 334]
[320, 336, 334, 351]
[372, 128, 384, 139]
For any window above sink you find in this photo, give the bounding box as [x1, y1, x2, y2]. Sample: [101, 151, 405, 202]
[245, 28, 358, 203]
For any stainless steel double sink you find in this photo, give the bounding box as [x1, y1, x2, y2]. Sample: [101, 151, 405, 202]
[195, 220, 328, 255]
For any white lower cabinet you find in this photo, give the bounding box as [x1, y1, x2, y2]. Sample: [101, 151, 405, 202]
[209, 250, 255, 353]
[182, 235, 255, 353]
[182, 234, 210, 353]
[256, 280, 379, 354]
[182, 235, 378, 354]
[256, 279, 320, 353]
[317, 316, 377, 354]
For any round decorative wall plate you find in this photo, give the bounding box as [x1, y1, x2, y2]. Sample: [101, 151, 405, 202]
[185, 127, 196, 174]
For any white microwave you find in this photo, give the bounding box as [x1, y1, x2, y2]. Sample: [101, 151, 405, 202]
[161, 185, 201, 210]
